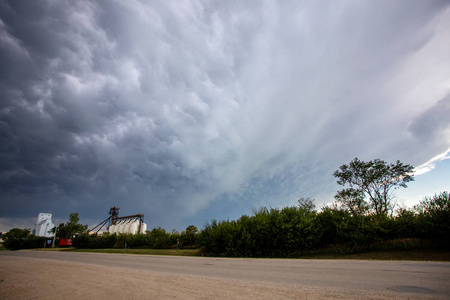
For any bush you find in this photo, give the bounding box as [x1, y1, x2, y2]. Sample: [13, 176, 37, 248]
[2, 228, 48, 250]
[415, 191, 450, 248]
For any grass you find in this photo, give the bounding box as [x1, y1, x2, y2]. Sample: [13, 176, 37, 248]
[304, 249, 450, 261]
[34, 247, 201, 256]
[31, 247, 450, 261]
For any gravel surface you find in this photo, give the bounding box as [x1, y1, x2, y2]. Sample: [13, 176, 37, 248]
[0, 253, 447, 299]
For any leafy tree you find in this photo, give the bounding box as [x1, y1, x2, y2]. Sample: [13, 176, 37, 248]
[148, 227, 170, 248]
[187, 225, 198, 234]
[415, 191, 450, 215]
[55, 213, 88, 238]
[2, 228, 31, 250]
[333, 158, 414, 216]
[297, 197, 316, 213]
[334, 188, 369, 217]
[180, 225, 198, 246]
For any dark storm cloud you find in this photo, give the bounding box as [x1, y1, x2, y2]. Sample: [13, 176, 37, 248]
[1, 0, 450, 230]
[409, 95, 450, 143]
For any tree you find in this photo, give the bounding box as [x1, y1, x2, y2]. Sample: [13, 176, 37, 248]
[334, 188, 369, 217]
[297, 197, 316, 213]
[333, 158, 414, 216]
[148, 227, 170, 248]
[181, 225, 198, 246]
[414, 191, 450, 216]
[2, 228, 31, 250]
[414, 191, 450, 247]
[55, 213, 88, 238]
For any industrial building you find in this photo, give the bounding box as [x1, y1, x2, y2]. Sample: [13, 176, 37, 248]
[108, 219, 147, 234]
[90, 206, 147, 234]
[34, 213, 55, 237]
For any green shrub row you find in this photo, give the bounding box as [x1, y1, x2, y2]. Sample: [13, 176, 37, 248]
[198, 192, 450, 257]
[72, 226, 198, 249]
[1, 228, 50, 250]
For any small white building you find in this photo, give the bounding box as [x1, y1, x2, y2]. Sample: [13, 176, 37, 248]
[35, 213, 55, 237]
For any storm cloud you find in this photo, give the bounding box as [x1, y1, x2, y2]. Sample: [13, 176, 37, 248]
[1, 1, 449, 230]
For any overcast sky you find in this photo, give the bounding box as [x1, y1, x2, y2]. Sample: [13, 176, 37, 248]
[1, 0, 449, 232]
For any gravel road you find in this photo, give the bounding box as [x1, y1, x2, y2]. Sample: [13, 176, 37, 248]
[0, 251, 449, 299]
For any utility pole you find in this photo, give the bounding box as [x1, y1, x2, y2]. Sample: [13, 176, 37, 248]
[52, 224, 58, 248]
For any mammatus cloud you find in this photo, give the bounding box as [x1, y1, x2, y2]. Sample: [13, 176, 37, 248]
[1, 1, 450, 231]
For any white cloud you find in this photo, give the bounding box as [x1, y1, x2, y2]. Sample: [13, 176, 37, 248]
[414, 147, 450, 176]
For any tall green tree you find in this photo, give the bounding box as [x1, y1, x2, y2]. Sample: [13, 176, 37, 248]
[55, 213, 88, 238]
[181, 225, 198, 246]
[333, 158, 414, 216]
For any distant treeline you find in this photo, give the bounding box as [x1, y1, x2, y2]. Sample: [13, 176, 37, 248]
[68, 191, 450, 257]
[72, 225, 198, 249]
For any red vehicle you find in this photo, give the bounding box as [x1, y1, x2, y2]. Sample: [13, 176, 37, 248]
[58, 238, 73, 247]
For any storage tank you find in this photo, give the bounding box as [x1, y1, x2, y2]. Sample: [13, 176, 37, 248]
[116, 223, 124, 234]
[129, 221, 138, 234]
[108, 225, 116, 234]
[140, 223, 147, 234]
[120, 223, 127, 234]
[123, 222, 131, 234]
